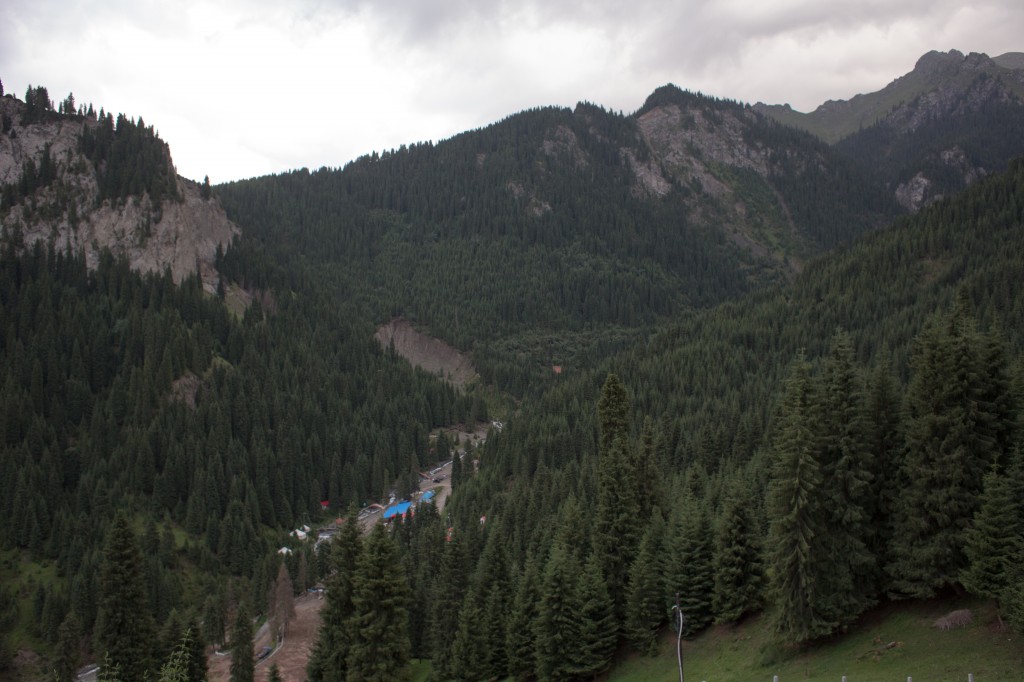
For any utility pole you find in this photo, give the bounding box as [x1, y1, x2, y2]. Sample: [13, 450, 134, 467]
[672, 593, 685, 682]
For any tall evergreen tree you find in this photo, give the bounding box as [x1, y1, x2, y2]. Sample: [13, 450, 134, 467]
[94, 515, 157, 682]
[54, 612, 83, 682]
[864, 351, 903, 593]
[182, 618, 208, 682]
[816, 330, 876, 623]
[625, 512, 667, 654]
[308, 507, 363, 682]
[569, 553, 617, 678]
[765, 354, 834, 644]
[347, 524, 412, 682]
[889, 301, 1010, 598]
[505, 554, 542, 681]
[667, 499, 715, 636]
[533, 542, 581, 681]
[713, 483, 764, 626]
[453, 527, 510, 680]
[961, 446, 1024, 606]
[429, 537, 468, 680]
[229, 601, 254, 682]
[593, 433, 641, 622]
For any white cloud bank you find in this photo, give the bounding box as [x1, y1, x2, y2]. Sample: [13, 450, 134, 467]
[2, 0, 1020, 182]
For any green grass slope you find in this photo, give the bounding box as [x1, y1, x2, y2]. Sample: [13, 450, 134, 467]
[611, 598, 1024, 682]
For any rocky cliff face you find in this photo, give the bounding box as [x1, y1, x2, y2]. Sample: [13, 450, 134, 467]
[0, 93, 238, 292]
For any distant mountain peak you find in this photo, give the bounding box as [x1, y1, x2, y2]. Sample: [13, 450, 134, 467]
[913, 48, 965, 72]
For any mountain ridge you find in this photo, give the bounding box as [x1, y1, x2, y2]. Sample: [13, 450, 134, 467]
[753, 49, 1024, 142]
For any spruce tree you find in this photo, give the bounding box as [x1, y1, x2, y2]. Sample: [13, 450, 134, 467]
[570, 553, 617, 678]
[505, 554, 541, 681]
[593, 434, 641, 621]
[347, 524, 412, 682]
[183, 618, 208, 682]
[533, 542, 581, 681]
[429, 537, 468, 680]
[458, 526, 511, 678]
[229, 601, 254, 682]
[961, 447, 1024, 605]
[54, 612, 83, 682]
[864, 352, 903, 593]
[94, 515, 157, 682]
[713, 485, 764, 625]
[308, 507, 362, 682]
[668, 500, 715, 636]
[765, 354, 834, 644]
[816, 330, 876, 623]
[597, 373, 630, 454]
[625, 512, 667, 654]
[888, 303, 1008, 598]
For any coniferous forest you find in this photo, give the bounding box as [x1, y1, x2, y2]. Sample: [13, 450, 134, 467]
[2, 68, 1024, 681]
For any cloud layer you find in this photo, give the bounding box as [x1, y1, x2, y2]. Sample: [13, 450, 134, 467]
[3, 0, 1020, 182]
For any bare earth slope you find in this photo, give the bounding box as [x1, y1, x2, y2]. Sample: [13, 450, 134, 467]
[374, 318, 477, 388]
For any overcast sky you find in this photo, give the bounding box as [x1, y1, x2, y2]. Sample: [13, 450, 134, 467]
[3, 0, 1021, 183]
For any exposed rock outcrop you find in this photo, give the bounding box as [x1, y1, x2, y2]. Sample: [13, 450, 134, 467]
[0, 93, 238, 292]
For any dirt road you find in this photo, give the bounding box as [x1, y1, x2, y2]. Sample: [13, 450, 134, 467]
[208, 594, 324, 682]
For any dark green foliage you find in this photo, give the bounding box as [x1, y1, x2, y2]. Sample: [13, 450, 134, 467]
[625, 513, 667, 654]
[816, 330, 877, 619]
[3, 75, 1024, 681]
[888, 298, 1014, 598]
[94, 515, 157, 682]
[1, 143, 58, 208]
[765, 355, 834, 643]
[533, 542, 582, 681]
[308, 509, 362, 682]
[864, 353, 904, 592]
[215, 94, 891, 354]
[158, 627, 202, 682]
[96, 651, 124, 682]
[54, 612, 84, 682]
[229, 601, 254, 682]
[79, 112, 179, 205]
[570, 553, 618, 678]
[428, 537, 469, 680]
[1003, 558, 1024, 636]
[597, 373, 630, 453]
[667, 500, 715, 636]
[21, 84, 54, 124]
[452, 527, 511, 680]
[505, 554, 542, 681]
[347, 524, 412, 682]
[961, 446, 1024, 603]
[713, 484, 764, 625]
[594, 434, 641, 621]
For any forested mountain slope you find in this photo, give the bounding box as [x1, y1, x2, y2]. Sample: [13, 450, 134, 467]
[2, 58, 1023, 680]
[217, 88, 898, 351]
[0, 240, 465, 677]
[390, 156, 1024, 680]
